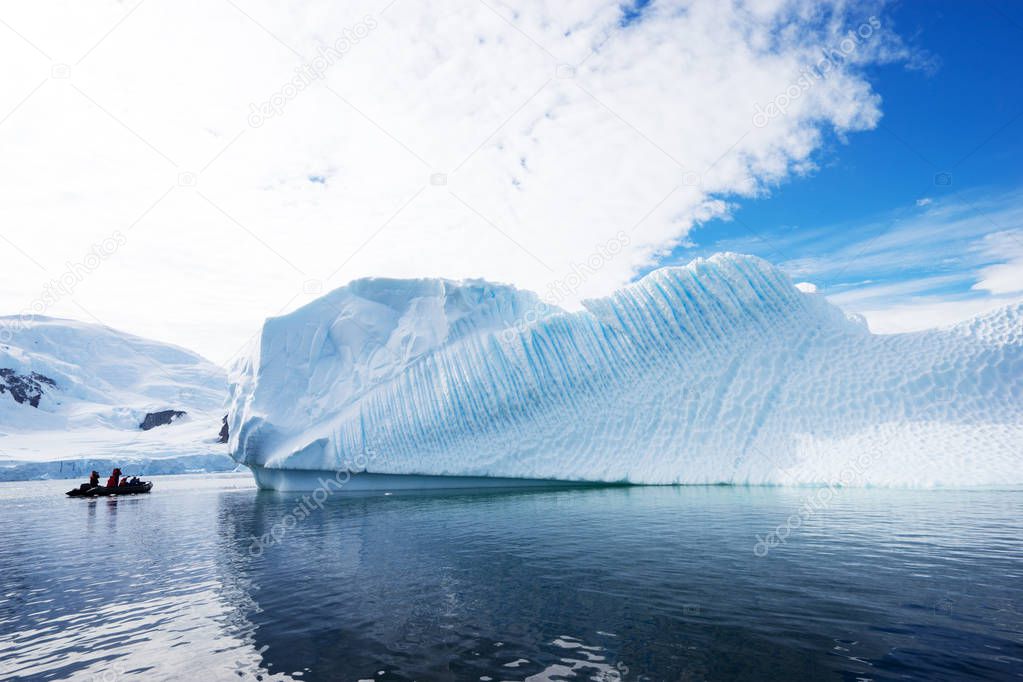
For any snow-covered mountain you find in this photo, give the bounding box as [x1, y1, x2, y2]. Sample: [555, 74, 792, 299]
[228, 253, 1023, 489]
[0, 316, 233, 480]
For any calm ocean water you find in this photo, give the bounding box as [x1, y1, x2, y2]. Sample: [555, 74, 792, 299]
[0, 474, 1020, 681]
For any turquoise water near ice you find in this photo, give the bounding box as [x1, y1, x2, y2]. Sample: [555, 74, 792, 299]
[1, 474, 1020, 680]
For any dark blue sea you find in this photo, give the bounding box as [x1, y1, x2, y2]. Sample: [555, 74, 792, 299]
[1, 474, 1020, 681]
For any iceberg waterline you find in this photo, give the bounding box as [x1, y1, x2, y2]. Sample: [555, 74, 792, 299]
[227, 254, 1023, 489]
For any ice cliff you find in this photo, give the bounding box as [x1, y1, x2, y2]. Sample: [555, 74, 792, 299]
[227, 254, 1023, 488]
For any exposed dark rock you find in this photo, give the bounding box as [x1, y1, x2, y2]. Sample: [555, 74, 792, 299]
[140, 410, 186, 430]
[0, 369, 57, 408]
[218, 414, 229, 443]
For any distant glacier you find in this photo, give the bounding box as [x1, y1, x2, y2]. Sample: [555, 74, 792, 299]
[227, 254, 1022, 490]
[0, 316, 234, 480]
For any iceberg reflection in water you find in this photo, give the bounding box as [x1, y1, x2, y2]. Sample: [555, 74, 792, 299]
[1, 474, 1020, 681]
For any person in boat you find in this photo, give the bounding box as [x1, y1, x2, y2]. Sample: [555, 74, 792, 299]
[105, 468, 121, 488]
[76, 470, 102, 492]
[129, 476, 141, 486]
[119, 476, 129, 486]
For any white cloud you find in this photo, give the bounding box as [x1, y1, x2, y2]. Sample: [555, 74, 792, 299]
[971, 230, 1023, 295]
[794, 281, 818, 293]
[973, 260, 1023, 295]
[916, 197, 932, 206]
[0, 0, 903, 362]
[858, 295, 1023, 334]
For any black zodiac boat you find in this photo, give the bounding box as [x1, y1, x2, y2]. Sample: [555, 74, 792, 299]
[66, 482, 153, 497]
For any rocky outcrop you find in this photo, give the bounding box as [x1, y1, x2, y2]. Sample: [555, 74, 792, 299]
[139, 410, 186, 430]
[218, 414, 229, 443]
[0, 369, 56, 408]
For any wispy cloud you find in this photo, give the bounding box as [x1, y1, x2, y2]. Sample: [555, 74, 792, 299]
[826, 273, 970, 306]
[971, 230, 1023, 295]
[773, 189, 1023, 331]
[855, 294, 1023, 333]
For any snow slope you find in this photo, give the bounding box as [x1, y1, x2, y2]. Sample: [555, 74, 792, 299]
[0, 316, 234, 480]
[228, 254, 1023, 489]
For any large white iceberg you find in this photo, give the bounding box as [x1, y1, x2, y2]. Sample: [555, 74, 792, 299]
[227, 254, 1023, 489]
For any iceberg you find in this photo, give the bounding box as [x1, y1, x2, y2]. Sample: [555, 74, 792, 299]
[227, 254, 1023, 489]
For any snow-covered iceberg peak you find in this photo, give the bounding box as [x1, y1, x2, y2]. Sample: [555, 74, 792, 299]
[227, 277, 556, 468]
[228, 254, 1023, 489]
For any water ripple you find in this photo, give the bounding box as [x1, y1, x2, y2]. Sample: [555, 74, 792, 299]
[0, 476, 1021, 681]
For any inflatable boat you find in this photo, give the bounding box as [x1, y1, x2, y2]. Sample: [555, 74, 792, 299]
[66, 482, 153, 497]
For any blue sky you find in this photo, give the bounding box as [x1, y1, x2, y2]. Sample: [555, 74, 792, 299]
[671, 0, 1023, 330]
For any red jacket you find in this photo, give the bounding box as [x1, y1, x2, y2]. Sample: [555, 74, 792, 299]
[106, 469, 121, 488]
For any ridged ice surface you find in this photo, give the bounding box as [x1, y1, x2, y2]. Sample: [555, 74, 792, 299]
[228, 254, 1023, 487]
